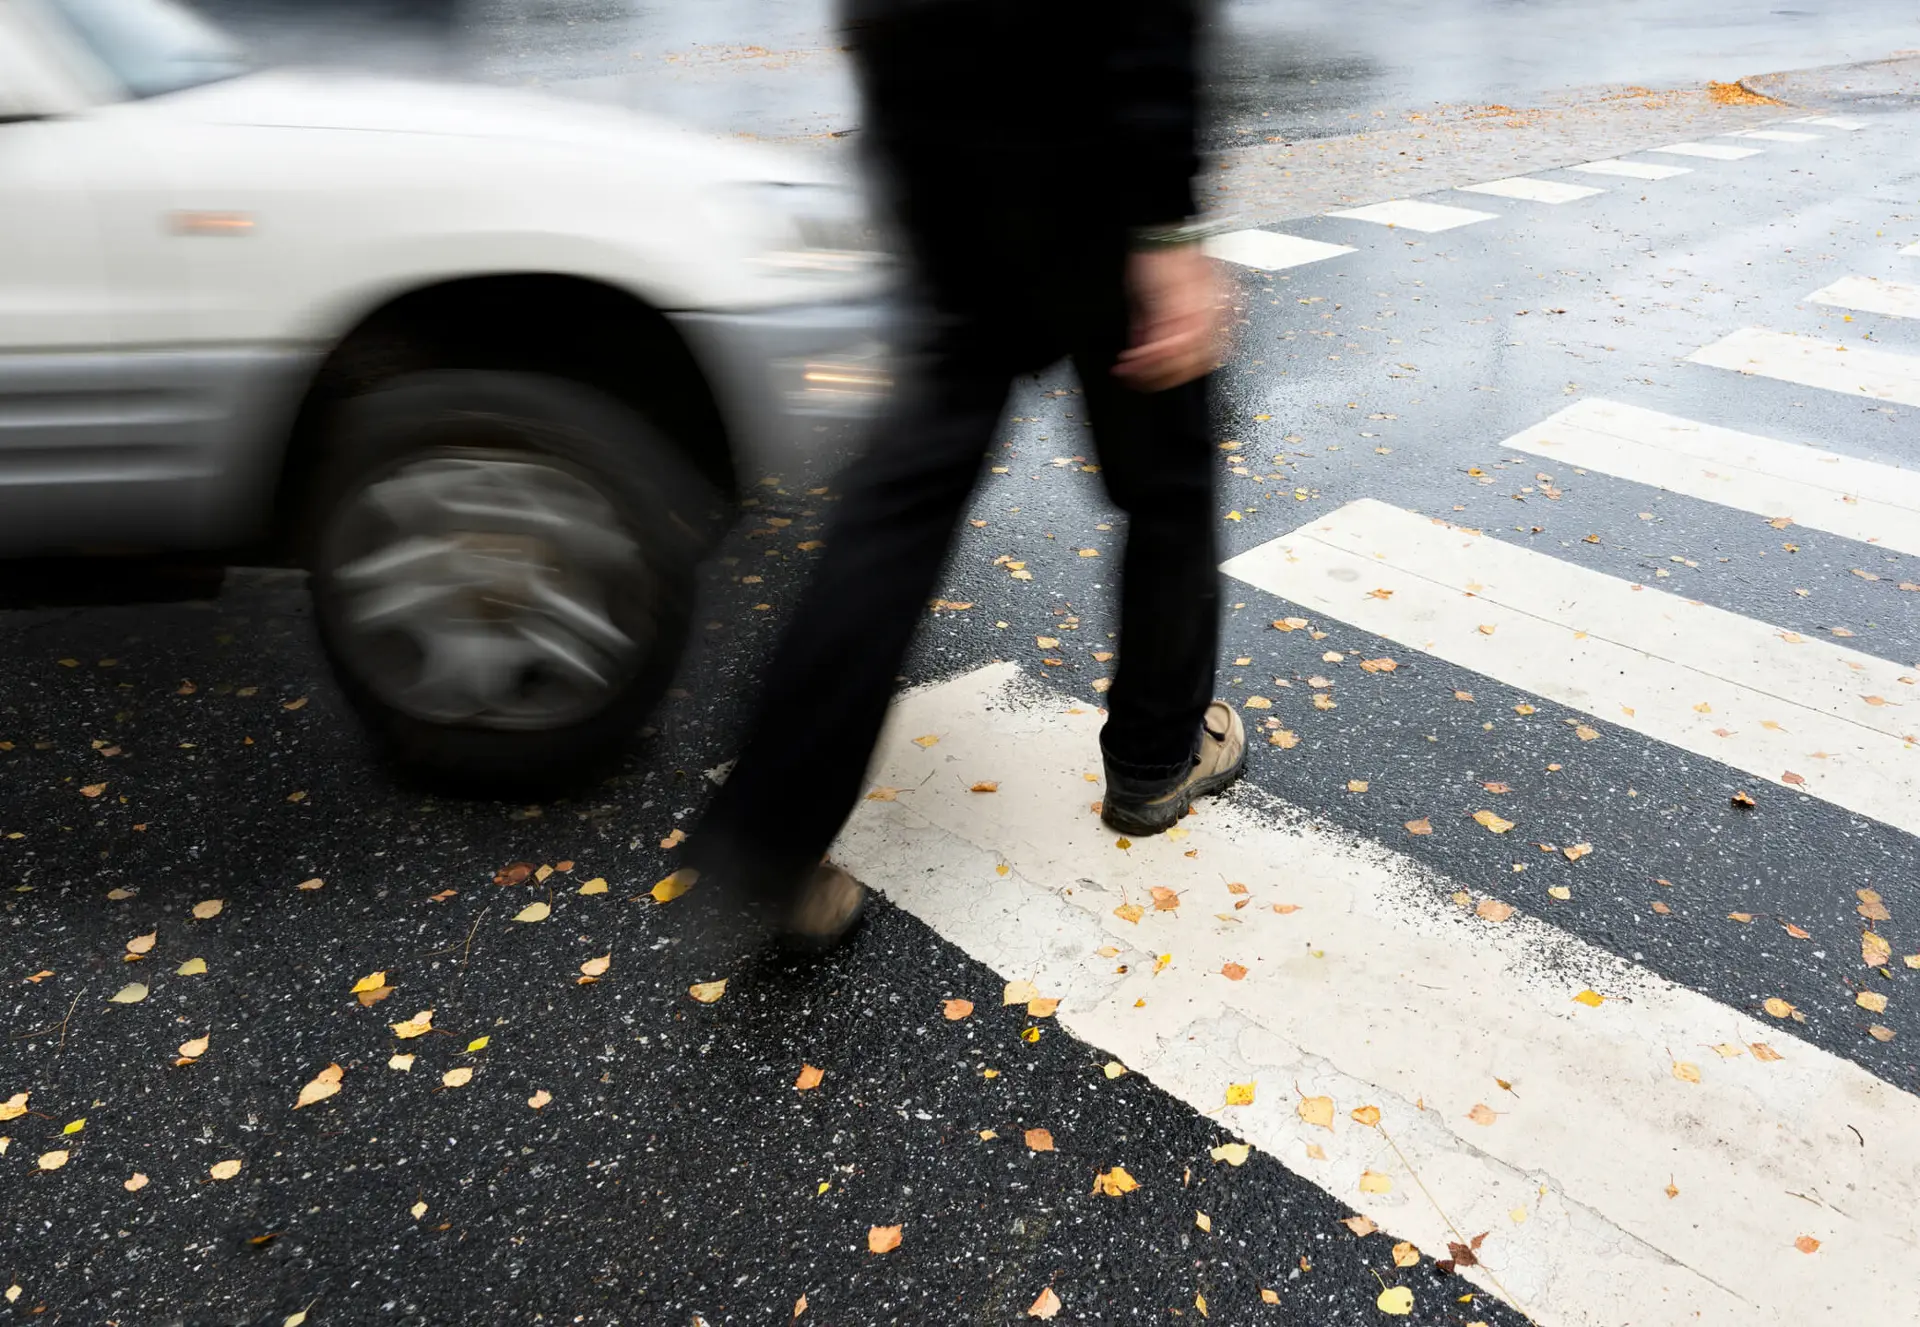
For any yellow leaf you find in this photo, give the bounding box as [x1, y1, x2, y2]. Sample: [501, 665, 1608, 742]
[209, 1158, 242, 1181]
[1405, 818, 1433, 836]
[580, 953, 611, 980]
[1377, 1286, 1415, 1316]
[295, 1063, 344, 1109]
[1347, 779, 1370, 793]
[1391, 1241, 1420, 1268]
[912, 734, 940, 749]
[1763, 997, 1795, 1018]
[1092, 1166, 1139, 1197]
[1672, 1061, 1702, 1084]
[1020, 1026, 1042, 1043]
[1028, 1286, 1063, 1319]
[1244, 696, 1273, 710]
[110, 982, 148, 1004]
[1548, 886, 1572, 901]
[868, 1224, 903, 1253]
[1857, 990, 1889, 1013]
[441, 1067, 473, 1089]
[411, 1200, 428, 1220]
[465, 1036, 490, 1053]
[688, 979, 728, 1004]
[528, 1088, 553, 1108]
[1359, 1169, 1392, 1194]
[1196, 1291, 1209, 1318]
[0, 1092, 25, 1121]
[1003, 980, 1041, 1006]
[578, 877, 609, 895]
[1262, 1289, 1281, 1304]
[1028, 997, 1060, 1018]
[191, 898, 224, 920]
[350, 971, 388, 995]
[1572, 989, 1605, 1007]
[1305, 1142, 1327, 1160]
[62, 1118, 85, 1135]
[512, 901, 551, 923]
[1270, 729, 1300, 749]
[125, 931, 157, 956]
[1210, 1142, 1250, 1166]
[178, 1035, 209, 1059]
[1297, 1095, 1334, 1130]
[1513, 703, 1536, 715]
[38, 1149, 69, 1171]
[1575, 724, 1601, 741]
[1563, 842, 1593, 862]
[1226, 511, 1244, 522]
[650, 872, 694, 904]
[1350, 1104, 1381, 1127]
[1224, 1082, 1256, 1107]
[125, 1172, 149, 1192]
[1472, 809, 1514, 834]
[1341, 1214, 1378, 1236]
[390, 1009, 434, 1038]
[297, 877, 325, 891]
[1863, 931, 1892, 966]
[176, 957, 208, 975]
[389, 1053, 415, 1072]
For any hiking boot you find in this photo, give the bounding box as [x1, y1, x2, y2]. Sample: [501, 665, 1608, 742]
[1100, 701, 1247, 836]
[782, 862, 869, 951]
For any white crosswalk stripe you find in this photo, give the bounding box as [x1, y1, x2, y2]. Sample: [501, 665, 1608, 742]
[1808, 274, 1920, 319]
[1689, 327, 1920, 406]
[1735, 129, 1824, 143]
[1327, 199, 1500, 232]
[1568, 158, 1691, 180]
[1221, 498, 1920, 835]
[839, 664, 1920, 1327]
[1203, 229, 1356, 271]
[1651, 141, 1764, 160]
[1502, 398, 1920, 557]
[1456, 177, 1604, 205]
[1794, 115, 1869, 130]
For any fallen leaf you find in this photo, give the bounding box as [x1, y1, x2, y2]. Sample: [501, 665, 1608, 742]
[297, 878, 325, 891]
[1263, 1289, 1282, 1305]
[1473, 810, 1515, 834]
[1340, 1214, 1377, 1236]
[1225, 1082, 1256, 1107]
[1467, 1103, 1498, 1126]
[1210, 1142, 1250, 1166]
[1476, 898, 1515, 923]
[1513, 703, 1536, 715]
[178, 1034, 209, 1060]
[1405, 818, 1433, 836]
[1870, 1024, 1896, 1042]
[1563, 843, 1593, 862]
[295, 1063, 344, 1109]
[1244, 696, 1273, 710]
[209, 1158, 242, 1181]
[867, 1224, 903, 1254]
[512, 901, 551, 923]
[80, 783, 107, 798]
[1752, 1043, 1784, 1062]
[1092, 1166, 1139, 1197]
[1794, 1235, 1820, 1255]
[391, 1009, 435, 1039]
[578, 877, 609, 895]
[1028, 997, 1060, 1018]
[1221, 962, 1249, 982]
[494, 861, 536, 886]
[1297, 1095, 1335, 1130]
[1272, 903, 1301, 915]
[1548, 886, 1572, 901]
[650, 872, 694, 904]
[1359, 1170, 1393, 1194]
[1864, 931, 1893, 966]
[125, 931, 157, 956]
[1732, 790, 1757, 807]
[38, 1149, 69, 1171]
[1857, 990, 1889, 1013]
[110, 982, 149, 1004]
[528, 1090, 554, 1111]
[970, 781, 1000, 793]
[351, 971, 389, 996]
[389, 1053, 415, 1072]
[1104, 1062, 1127, 1080]
[1028, 1287, 1062, 1319]
[795, 1064, 825, 1091]
[125, 1172, 149, 1192]
[1573, 989, 1605, 1008]
[1113, 902, 1144, 924]
[1346, 1105, 1380, 1129]
[1312, 693, 1336, 711]
[1672, 1061, 1702, 1084]
[1003, 980, 1041, 1006]
[1763, 998, 1795, 1018]
[441, 1067, 473, 1089]
[1729, 912, 1754, 924]
[912, 734, 940, 749]
[943, 999, 974, 1020]
[1151, 886, 1181, 911]
[1392, 1242, 1420, 1268]
[688, 980, 728, 1004]
[1196, 1210, 1213, 1233]
[1270, 729, 1299, 749]
[1347, 779, 1370, 793]
[1858, 889, 1893, 922]
[659, 828, 687, 850]
[1360, 658, 1398, 673]
[191, 899, 224, 920]
[1575, 724, 1601, 742]
[1024, 1128, 1055, 1153]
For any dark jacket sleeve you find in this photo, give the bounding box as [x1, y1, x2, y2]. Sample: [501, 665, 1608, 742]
[1106, 0, 1202, 228]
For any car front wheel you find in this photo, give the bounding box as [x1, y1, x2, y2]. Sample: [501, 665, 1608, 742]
[308, 370, 703, 793]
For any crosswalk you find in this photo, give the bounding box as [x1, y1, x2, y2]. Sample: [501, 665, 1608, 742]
[847, 109, 1920, 1327]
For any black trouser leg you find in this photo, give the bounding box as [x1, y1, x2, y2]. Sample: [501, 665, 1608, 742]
[689, 336, 1010, 900]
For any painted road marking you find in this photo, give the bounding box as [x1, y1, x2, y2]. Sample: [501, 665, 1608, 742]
[1569, 158, 1691, 180]
[1735, 129, 1823, 143]
[1810, 274, 1920, 320]
[1326, 199, 1499, 233]
[1204, 229, 1357, 272]
[1456, 176, 1604, 205]
[1503, 398, 1920, 558]
[1650, 141, 1765, 160]
[1689, 328, 1920, 407]
[1905, 242, 1920, 257]
[839, 662, 1920, 1327]
[1794, 115, 1868, 130]
[1221, 498, 1920, 836]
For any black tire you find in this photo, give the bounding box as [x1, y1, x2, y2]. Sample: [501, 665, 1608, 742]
[306, 370, 704, 795]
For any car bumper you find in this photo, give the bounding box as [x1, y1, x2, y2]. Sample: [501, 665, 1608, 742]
[668, 299, 895, 487]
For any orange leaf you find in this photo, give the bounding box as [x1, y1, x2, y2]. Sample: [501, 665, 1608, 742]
[942, 999, 974, 1020]
[1024, 1128, 1055, 1153]
[867, 1225, 903, 1254]
[794, 1064, 825, 1091]
[1221, 962, 1248, 982]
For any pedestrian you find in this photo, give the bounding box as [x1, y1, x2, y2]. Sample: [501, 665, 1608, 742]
[687, 0, 1241, 947]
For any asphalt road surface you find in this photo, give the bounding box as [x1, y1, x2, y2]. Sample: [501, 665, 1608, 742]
[7, 11, 1920, 1327]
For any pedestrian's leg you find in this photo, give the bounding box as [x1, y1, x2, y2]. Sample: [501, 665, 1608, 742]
[1075, 363, 1220, 776]
[688, 339, 1009, 914]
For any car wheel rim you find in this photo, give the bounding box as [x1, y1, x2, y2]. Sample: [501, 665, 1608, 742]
[321, 450, 657, 730]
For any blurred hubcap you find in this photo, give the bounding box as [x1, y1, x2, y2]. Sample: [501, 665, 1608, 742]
[324, 453, 651, 728]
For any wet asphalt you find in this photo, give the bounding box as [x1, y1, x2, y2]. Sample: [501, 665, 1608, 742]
[7, 8, 1920, 1327]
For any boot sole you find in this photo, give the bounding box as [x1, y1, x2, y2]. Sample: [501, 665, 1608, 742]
[1100, 748, 1249, 837]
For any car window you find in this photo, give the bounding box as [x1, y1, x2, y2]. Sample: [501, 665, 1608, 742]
[43, 0, 251, 99]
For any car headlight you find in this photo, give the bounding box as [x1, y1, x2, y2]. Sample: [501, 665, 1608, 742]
[722, 182, 888, 276]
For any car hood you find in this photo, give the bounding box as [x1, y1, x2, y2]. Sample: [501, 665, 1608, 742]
[156, 68, 836, 186]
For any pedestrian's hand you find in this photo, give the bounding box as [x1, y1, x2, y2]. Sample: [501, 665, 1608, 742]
[1113, 245, 1227, 392]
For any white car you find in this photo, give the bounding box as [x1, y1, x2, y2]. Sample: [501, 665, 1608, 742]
[0, 0, 890, 789]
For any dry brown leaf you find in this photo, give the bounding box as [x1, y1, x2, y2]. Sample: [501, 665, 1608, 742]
[795, 1064, 825, 1091]
[1794, 1235, 1820, 1254]
[1092, 1166, 1139, 1197]
[1869, 1024, 1896, 1042]
[527, 1088, 553, 1109]
[512, 901, 551, 923]
[1752, 1042, 1784, 1061]
[1150, 886, 1181, 912]
[1575, 724, 1601, 742]
[1473, 810, 1515, 834]
[1391, 1242, 1420, 1268]
[1476, 898, 1516, 923]
[391, 1009, 434, 1039]
[1350, 1104, 1381, 1127]
[1262, 1289, 1281, 1305]
[1244, 696, 1273, 710]
[441, 1067, 473, 1089]
[865, 787, 900, 802]
[1221, 962, 1248, 982]
[970, 781, 1000, 793]
[1858, 889, 1893, 922]
[80, 783, 107, 798]
[1028, 1286, 1062, 1319]
[1863, 931, 1893, 966]
[1563, 843, 1593, 862]
[1341, 1214, 1377, 1237]
[942, 999, 974, 1021]
[191, 899, 224, 920]
[1297, 1095, 1334, 1130]
[1467, 1103, 1498, 1126]
[688, 980, 728, 1004]
[659, 828, 687, 850]
[209, 1158, 242, 1181]
[867, 1225, 903, 1254]
[1024, 1128, 1055, 1153]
